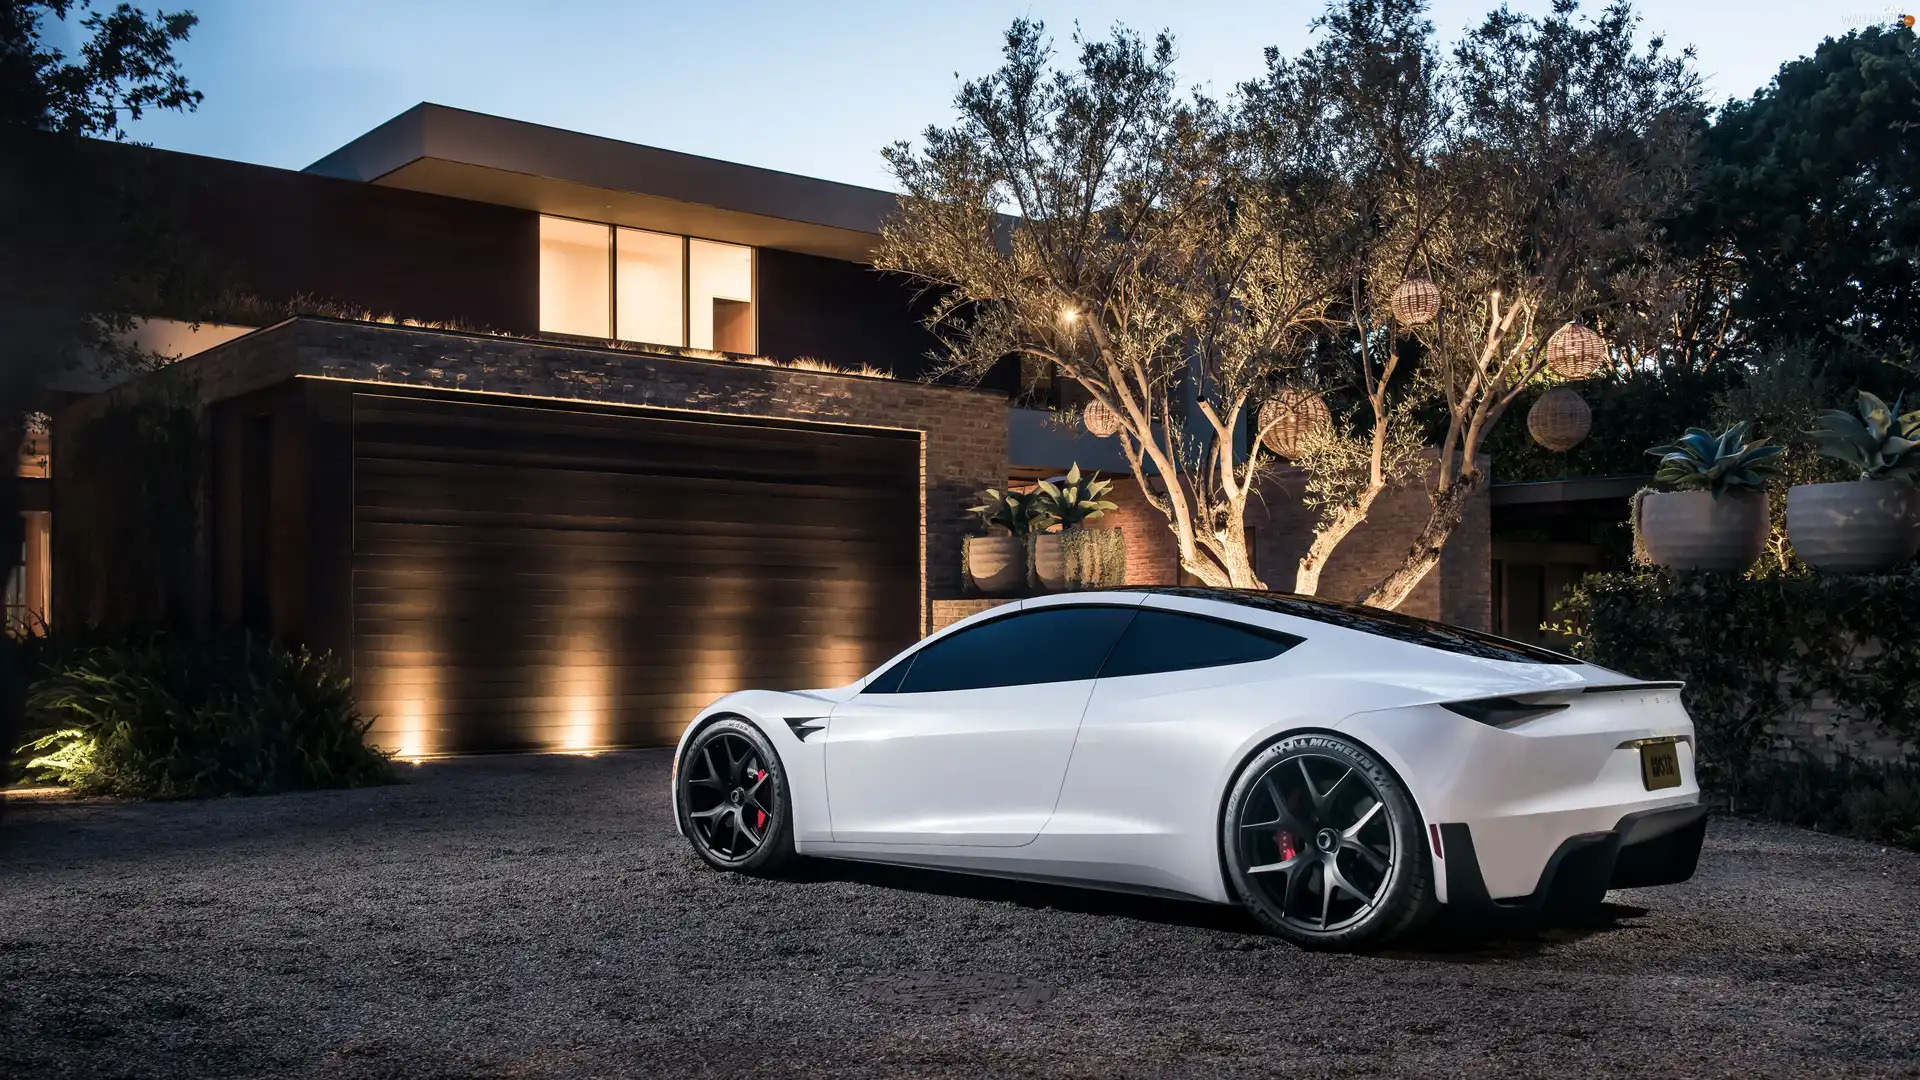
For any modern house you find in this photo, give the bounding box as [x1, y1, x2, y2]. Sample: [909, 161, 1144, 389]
[23, 103, 1501, 757]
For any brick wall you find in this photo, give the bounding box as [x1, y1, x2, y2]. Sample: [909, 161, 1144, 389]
[56, 317, 1008, 632]
[1080, 455, 1492, 629]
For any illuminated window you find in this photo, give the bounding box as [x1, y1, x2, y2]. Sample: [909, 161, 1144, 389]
[539, 218, 754, 353]
[689, 238, 754, 353]
[615, 227, 685, 348]
[539, 216, 611, 338]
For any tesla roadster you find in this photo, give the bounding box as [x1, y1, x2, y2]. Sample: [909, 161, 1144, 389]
[671, 586, 1706, 949]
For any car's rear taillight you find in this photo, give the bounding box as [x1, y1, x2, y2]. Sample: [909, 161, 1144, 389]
[1441, 695, 1570, 728]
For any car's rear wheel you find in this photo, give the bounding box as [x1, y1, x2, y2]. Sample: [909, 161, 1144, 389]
[1222, 732, 1434, 950]
[677, 718, 797, 875]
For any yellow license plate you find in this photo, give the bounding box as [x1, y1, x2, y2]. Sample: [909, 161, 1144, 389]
[1640, 741, 1681, 790]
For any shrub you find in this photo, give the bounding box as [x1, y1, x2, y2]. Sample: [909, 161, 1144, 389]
[16, 633, 392, 797]
[1556, 569, 1920, 791]
[1741, 759, 1920, 852]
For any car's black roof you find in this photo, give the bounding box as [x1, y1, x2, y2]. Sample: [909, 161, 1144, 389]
[1110, 586, 1583, 665]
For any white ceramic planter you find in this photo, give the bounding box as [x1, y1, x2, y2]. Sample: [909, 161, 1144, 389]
[965, 535, 1026, 595]
[1638, 489, 1769, 572]
[1787, 480, 1920, 573]
[1031, 532, 1067, 591]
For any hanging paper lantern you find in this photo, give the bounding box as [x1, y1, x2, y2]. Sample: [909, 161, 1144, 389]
[1545, 322, 1609, 379]
[1257, 387, 1332, 458]
[1528, 386, 1592, 452]
[1083, 399, 1122, 438]
[1388, 279, 1442, 325]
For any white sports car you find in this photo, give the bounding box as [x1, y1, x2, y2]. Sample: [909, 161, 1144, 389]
[672, 587, 1707, 950]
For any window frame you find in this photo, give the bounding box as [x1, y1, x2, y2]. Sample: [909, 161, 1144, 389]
[537, 215, 757, 354]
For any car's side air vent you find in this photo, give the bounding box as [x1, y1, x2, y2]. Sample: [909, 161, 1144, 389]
[1441, 696, 1570, 728]
[784, 716, 828, 741]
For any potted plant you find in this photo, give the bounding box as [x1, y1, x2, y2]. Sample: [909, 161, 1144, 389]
[1789, 391, 1920, 573]
[1029, 465, 1120, 591]
[1638, 422, 1782, 572]
[965, 486, 1043, 594]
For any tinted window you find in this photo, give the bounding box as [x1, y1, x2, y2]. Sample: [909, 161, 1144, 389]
[1097, 608, 1300, 679]
[870, 606, 1138, 694]
[1141, 586, 1581, 665]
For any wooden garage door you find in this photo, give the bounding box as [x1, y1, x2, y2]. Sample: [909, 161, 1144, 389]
[350, 392, 921, 755]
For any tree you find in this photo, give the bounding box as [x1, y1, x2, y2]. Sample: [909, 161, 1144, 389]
[1680, 24, 1919, 362]
[1, 0, 200, 136]
[876, 20, 1339, 588]
[1240, 0, 1700, 608]
[0, 0, 200, 789]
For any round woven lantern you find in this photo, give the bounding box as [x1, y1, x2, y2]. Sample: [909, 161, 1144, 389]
[1388, 279, 1442, 325]
[1528, 386, 1592, 452]
[1257, 387, 1333, 458]
[1083, 399, 1122, 438]
[1545, 322, 1609, 379]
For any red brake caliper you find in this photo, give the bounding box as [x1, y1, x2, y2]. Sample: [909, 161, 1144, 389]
[1277, 831, 1298, 861]
[755, 770, 767, 829]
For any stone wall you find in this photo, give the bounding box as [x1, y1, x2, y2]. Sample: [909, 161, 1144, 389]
[56, 317, 1007, 632]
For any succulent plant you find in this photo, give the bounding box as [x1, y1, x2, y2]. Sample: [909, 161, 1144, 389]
[1646, 422, 1784, 495]
[969, 486, 1046, 536]
[1808, 390, 1920, 484]
[1032, 464, 1119, 530]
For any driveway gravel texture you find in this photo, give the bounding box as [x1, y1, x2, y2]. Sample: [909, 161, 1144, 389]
[2, 752, 1915, 1080]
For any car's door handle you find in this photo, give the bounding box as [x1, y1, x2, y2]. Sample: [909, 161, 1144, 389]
[784, 716, 828, 741]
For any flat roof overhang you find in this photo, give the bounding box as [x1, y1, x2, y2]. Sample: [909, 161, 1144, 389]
[305, 103, 894, 262]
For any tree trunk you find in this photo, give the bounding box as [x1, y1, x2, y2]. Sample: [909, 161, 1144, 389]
[1355, 472, 1483, 610]
[1293, 485, 1384, 596]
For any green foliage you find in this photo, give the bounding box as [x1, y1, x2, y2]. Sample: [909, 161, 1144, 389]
[1557, 569, 1920, 796]
[15, 633, 393, 798]
[1032, 464, 1118, 530]
[2, 1, 203, 138]
[1676, 26, 1920, 360]
[1646, 422, 1783, 494]
[1060, 526, 1127, 589]
[1739, 758, 1920, 852]
[1808, 390, 1920, 483]
[968, 486, 1046, 536]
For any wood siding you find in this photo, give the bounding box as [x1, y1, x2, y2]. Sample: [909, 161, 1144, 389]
[348, 391, 920, 754]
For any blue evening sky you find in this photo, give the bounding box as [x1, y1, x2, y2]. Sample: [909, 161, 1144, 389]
[91, 0, 1892, 191]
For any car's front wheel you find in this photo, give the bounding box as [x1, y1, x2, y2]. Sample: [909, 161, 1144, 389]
[677, 717, 797, 875]
[1221, 732, 1434, 950]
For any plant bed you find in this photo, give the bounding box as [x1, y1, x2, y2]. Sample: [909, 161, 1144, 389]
[14, 632, 392, 798]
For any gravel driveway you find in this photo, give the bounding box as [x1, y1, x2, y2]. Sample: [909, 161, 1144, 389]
[3, 751, 1916, 1079]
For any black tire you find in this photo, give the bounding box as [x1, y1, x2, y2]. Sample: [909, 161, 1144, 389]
[1221, 732, 1434, 950]
[676, 717, 797, 875]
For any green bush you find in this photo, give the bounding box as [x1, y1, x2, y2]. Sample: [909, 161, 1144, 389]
[15, 633, 392, 797]
[1741, 759, 1920, 851]
[1557, 569, 1920, 846]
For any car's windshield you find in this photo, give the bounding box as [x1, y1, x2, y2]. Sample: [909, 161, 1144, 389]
[1144, 587, 1583, 665]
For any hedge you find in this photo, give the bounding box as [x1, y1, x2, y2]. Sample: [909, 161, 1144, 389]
[1557, 569, 1920, 790]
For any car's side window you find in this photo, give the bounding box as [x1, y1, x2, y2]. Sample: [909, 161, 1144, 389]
[1097, 608, 1301, 679]
[864, 605, 1138, 695]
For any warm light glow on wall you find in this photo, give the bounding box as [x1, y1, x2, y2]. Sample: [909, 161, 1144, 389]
[394, 695, 432, 760]
[552, 628, 610, 753]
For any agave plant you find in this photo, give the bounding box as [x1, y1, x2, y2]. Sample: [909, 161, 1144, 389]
[1646, 422, 1784, 495]
[1809, 391, 1920, 483]
[969, 486, 1046, 536]
[1033, 464, 1120, 530]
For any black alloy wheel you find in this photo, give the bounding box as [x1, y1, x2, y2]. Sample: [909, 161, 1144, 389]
[678, 718, 796, 874]
[1222, 733, 1433, 949]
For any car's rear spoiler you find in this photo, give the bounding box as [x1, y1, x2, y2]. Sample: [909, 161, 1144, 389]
[1581, 681, 1685, 694]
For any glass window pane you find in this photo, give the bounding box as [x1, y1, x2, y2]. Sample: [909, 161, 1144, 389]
[616, 227, 685, 347]
[688, 238, 753, 353]
[881, 606, 1137, 694]
[1097, 609, 1300, 679]
[539, 216, 610, 338]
